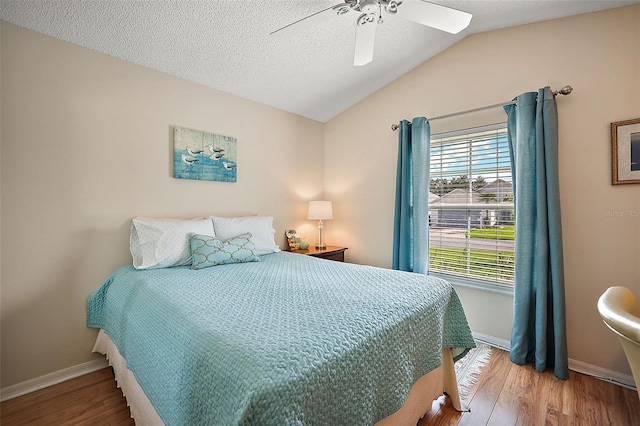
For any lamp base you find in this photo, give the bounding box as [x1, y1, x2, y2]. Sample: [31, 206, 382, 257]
[316, 220, 327, 250]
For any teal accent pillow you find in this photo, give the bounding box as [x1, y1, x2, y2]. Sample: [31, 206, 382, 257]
[190, 233, 261, 269]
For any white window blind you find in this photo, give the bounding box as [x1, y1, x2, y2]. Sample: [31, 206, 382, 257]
[429, 124, 515, 285]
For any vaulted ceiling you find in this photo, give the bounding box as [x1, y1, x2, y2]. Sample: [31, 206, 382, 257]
[2, 1, 637, 121]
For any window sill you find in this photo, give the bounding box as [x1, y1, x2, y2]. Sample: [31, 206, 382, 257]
[429, 272, 515, 296]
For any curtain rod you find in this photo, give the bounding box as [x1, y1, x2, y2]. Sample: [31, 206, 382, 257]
[390, 85, 573, 131]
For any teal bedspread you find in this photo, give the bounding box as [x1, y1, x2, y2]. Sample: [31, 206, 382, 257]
[87, 252, 474, 425]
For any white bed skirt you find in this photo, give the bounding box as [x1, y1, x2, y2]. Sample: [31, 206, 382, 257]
[376, 347, 462, 425]
[93, 330, 164, 425]
[93, 329, 461, 426]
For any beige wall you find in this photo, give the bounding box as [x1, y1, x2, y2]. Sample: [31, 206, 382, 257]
[2, 5, 640, 390]
[0, 22, 324, 387]
[325, 5, 640, 376]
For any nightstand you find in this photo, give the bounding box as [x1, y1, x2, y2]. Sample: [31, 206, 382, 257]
[291, 246, 348, 262]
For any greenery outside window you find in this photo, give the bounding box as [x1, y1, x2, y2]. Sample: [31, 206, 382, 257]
[429, 124, 515, 292]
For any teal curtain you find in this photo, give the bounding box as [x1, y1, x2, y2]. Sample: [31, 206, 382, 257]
[504, 87, 568, 379]
[392, 117, 430, 274]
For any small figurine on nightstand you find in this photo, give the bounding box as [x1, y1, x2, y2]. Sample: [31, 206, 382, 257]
[285, 229, 302, 251]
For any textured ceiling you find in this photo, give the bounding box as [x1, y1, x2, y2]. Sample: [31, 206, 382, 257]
[1, 0, 637, 122]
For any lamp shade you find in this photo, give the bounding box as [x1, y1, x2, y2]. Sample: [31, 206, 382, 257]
[307, 201, 333, 220]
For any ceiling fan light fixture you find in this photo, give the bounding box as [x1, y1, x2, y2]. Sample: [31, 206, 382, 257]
[357, 12, 377, 26]
[385, 2, 400, 14]
[335, 5, 352, 15]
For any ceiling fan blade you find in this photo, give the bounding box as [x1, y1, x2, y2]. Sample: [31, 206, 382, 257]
[397, 0, 472, 34]
[354, 16, 377, 66]
[270, 4, 349, 40]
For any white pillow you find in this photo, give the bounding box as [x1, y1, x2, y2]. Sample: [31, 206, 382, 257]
[210, 216, 280, 256]
[130, 217, 216, 269]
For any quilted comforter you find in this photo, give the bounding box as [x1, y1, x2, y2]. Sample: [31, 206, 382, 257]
[87, 251, 474, 425]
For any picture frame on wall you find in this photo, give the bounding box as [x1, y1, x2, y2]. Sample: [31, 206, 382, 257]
[611, 118, 640, 185]
[173, 126, 237, 183]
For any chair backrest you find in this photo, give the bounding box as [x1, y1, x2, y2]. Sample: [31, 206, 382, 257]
[597, 286, 640, 400]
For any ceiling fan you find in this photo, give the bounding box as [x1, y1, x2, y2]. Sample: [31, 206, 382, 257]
[270, 0, 472, 66]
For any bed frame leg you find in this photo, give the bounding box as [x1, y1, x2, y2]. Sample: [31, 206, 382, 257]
[442, 347, 470, 412]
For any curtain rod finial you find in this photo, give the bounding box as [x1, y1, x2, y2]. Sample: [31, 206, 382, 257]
[554, 85, 573, 96]
[391, 124, 399, 131]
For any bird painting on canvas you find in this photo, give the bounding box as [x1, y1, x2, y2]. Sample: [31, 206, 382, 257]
[173, 126, 237, 182]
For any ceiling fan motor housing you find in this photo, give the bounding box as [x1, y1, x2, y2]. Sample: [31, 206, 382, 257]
[349, 0, 402, 14]
[359, 0, 379, 14]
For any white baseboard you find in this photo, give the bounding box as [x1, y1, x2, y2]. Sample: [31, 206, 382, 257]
[471, 331, 636, 391]
[568, 358, 636, 390]
[472, 331, 511, 351]
[2, 337, 636, 402]
[0, 357, 109, 402]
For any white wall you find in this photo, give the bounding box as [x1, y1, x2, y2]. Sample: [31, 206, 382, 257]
[0, 22, 325, 388]
[324, 5, 640, 377]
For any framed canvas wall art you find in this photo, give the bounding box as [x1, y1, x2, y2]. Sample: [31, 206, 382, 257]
[173, 126, 237, 182]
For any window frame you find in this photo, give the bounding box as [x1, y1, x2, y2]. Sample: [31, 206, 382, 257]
[428, 122, 515, 295]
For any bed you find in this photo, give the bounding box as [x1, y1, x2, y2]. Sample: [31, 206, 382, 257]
[86, 216, 475, 425]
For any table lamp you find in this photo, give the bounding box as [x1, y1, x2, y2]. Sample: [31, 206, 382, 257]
[307, 201, 333, 249]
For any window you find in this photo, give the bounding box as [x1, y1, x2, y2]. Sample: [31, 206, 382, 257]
[428, 124, 515, 288]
